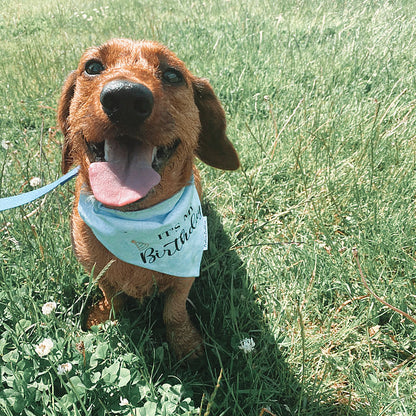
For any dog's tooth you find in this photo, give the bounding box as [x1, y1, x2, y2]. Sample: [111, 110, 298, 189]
[104, 140, 109, 162]
[152, 147, 158, 162]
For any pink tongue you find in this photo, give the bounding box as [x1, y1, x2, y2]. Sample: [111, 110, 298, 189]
[88, 140, 161, 207]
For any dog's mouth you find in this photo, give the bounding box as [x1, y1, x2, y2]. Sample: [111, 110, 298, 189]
[86, 136, 180, 207]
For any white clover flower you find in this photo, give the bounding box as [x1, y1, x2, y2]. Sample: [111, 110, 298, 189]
[35, 338, 53, 357]
[42, 301, 57, 315]
[57, 362, 72, 375]
[119, 397, 129, 406]
[1, 140, 12, 150]
[29, 177, 42, 187]
[238, 337, 255, 354]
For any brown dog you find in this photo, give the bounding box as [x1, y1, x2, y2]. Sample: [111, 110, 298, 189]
[58, 38, 239, 359]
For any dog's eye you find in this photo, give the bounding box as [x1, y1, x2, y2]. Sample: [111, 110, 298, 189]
[162, 68, 184, 84]
[85, 60, 105, 76]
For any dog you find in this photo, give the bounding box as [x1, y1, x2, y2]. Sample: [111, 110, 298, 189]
[58, 38, 239, 359]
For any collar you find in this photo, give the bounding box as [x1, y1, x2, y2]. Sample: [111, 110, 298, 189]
[77, 178, 207, 277]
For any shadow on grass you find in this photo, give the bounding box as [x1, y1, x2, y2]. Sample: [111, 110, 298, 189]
[117, 202, 363, 416]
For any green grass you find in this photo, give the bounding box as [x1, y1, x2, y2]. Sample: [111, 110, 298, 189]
[1, 0, 416, 414]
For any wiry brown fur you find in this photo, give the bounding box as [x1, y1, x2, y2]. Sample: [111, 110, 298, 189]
[58, 39, 239, 359]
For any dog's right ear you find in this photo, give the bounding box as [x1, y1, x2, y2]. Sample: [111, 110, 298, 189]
[58, 71, 77, 174]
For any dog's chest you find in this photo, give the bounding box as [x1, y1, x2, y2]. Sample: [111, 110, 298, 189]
[72, 212, 176, 295]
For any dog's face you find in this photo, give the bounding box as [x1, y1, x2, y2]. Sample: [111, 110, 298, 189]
[59, 39, 239, 209]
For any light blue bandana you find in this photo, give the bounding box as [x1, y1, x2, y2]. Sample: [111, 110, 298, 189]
[78, 180, 207, 277]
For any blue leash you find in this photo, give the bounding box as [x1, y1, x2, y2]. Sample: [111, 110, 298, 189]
[0, 166, 80, 212]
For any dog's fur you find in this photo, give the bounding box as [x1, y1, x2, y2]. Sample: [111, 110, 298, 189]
[58, 39, 239, 359]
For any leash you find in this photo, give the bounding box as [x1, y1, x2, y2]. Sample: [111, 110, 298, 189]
[0, 166, 80, 212]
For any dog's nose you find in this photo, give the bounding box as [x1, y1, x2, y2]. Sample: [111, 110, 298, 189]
[100, 80, 154, 126]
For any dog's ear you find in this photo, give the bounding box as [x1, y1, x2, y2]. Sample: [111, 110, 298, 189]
[58, 71, 77, 174]
[193, 78, 239, 170]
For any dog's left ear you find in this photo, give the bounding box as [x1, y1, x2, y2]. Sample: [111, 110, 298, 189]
[193, 78, 239, 170]
[58, 71, 77, 174]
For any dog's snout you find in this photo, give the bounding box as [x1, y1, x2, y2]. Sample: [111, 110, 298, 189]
[100, 80, 154, 125]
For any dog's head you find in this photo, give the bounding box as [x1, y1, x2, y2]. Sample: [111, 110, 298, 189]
[58, 39, 239, 209]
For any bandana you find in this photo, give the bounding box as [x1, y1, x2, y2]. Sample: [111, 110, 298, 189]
[78, 179, 207, 277]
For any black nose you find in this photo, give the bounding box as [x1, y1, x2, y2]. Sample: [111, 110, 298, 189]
[100, 80, 154, 126]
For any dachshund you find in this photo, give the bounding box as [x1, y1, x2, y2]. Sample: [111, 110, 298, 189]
[58, 38, 239, 359]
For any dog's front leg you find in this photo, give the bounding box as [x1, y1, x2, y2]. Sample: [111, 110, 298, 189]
[163, 277, 203, 359]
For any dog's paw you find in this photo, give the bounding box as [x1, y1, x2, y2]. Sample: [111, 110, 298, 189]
[166, 322, 204, 360]
[84, 299, 112, 329]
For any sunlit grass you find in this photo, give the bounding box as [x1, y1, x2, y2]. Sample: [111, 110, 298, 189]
[1, 0, 416, 414]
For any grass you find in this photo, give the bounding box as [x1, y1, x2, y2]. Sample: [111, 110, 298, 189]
[1, 0, 416, 414]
